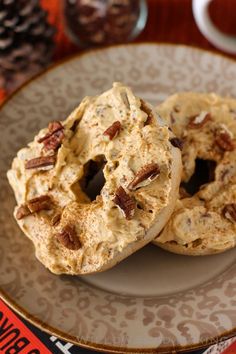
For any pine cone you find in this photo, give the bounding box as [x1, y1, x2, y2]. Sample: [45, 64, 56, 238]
[0, 0, 56, 94]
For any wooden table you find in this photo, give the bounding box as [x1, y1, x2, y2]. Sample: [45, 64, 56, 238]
[42, 0, 236, 60]
[1, 0, 236, 102]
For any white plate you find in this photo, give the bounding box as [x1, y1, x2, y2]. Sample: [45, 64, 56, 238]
[1, 43, 236, 353]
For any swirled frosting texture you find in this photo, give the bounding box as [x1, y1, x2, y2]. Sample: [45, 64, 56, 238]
[154, 92, 236, 255]
[8, 83, 175, 274]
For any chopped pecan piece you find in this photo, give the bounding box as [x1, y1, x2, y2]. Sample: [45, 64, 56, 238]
[222, 204, 236, 223]
[128, 163, 160, 191]
[48, 121, 63, 132]
[170, 137, 184, 150]
[43, 129, 64, 151]
[38, 121, 64, 151]
[188, 112, 211, 129]
[140, 99, 153, 125]
[215, 131, 234, 151]
[70, 119, 80, 132]
[27, 195, 52, 213]
[51, 213, 61, 226]
[16, 195, 52, 220]
[113, 186, 136, 220]
[38, 121, 63, 142]
[16, 204, 31, 220]
[25, 155, 56, 169]
[57, 225, 81, 250]
[103, 121, 122, 140]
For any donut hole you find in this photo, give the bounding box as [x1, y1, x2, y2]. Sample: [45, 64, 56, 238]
[181, 159, 217, 196]
[79, 155, 106, 201]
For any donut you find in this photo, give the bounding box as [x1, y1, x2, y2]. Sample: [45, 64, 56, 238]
[153, 92, 236, 255]
[7, 83, 182, 274]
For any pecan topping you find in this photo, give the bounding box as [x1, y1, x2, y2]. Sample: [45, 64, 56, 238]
[25, 155, 56, 169]
[113, 186, 136, 220]
[170, 137, 184, 150]
[51, 213, 61, 226]
[16, 204, 31, 220]
[38, 121, 64, 151]
[48, 121, 63, 132]
[57, 225, 81, 250]
[140, 99, 153, 125]
[27, 195, 51, 213]
[103, 121, 121, 140]
[215, 131, 234, 151]
[222, 204, 236, 223]
[16, 195, 52, 220]
[38, 121, 63, 142]
[128, 163, 160, 191]
[43, 130, 64, 151]
[188, 112, 211, 129]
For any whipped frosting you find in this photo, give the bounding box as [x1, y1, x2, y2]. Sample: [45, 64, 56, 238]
[154, 92, 236, 254]
[8, 83, 175, 274]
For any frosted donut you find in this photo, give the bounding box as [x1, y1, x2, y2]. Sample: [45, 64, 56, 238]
[7, 83, 182, 274]
[153, 92, 236, 255]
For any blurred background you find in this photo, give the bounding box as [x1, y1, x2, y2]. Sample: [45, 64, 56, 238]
[0, 0, 236, 102]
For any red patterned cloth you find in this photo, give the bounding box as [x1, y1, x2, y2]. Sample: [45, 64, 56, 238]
[203, 337, 236, 353]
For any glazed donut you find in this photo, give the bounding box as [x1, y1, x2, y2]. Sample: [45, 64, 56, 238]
[7, 83, 182, 274]
[153, 92, 236, 255]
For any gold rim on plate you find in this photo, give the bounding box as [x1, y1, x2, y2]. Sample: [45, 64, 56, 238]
[1, 42, 236, 353]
